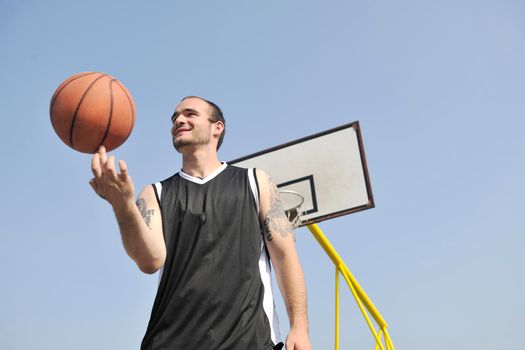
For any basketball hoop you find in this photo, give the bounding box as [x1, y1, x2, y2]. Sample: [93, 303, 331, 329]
[231, 122, 374, 226]
[279, 190, 305, 229]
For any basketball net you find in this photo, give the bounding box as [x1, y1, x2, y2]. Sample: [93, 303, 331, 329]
[279, 190, 304, 229]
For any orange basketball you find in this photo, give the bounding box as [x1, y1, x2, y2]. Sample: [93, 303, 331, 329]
[50, 72, 136, 153]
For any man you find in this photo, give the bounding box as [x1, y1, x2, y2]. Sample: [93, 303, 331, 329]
[89, 96, 312, 349]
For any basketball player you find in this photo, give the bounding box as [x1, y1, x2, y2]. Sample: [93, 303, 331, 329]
[89, 96, 312, 350]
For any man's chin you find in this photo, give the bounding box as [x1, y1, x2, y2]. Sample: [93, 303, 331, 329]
[173, 140, 194, 152]
[172, 137, 211, 152]
[173, 140, 185, 152]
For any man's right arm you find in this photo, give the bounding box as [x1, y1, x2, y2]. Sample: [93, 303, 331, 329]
[113, 185, 165, 274]
[89, 146, 166, 274]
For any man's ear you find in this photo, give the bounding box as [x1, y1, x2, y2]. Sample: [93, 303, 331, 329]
[213, 121, 224, 137]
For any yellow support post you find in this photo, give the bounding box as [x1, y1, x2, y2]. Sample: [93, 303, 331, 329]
[335, 267, 340, 350]
[338, 265, 386, 350]
[306, 223, 395, 350]
[375, 328, 384, 350]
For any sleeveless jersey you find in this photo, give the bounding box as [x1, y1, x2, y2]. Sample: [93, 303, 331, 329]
[141, 164, 281, 350]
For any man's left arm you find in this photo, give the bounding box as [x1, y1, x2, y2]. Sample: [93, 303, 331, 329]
[256, 169, 312, 350]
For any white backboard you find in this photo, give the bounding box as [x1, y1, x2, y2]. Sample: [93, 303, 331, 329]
[230, 122, 374, 227]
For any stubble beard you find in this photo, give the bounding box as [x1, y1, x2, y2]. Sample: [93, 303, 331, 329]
[173, 131, 211, 152]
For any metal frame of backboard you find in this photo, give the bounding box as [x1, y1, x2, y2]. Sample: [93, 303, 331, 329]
[230, 121, 374, 227]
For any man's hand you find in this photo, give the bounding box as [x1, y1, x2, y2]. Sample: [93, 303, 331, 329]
[89, 145, 135, 207]
[285, 327, 312, 350]
[88, 145, 165, 273]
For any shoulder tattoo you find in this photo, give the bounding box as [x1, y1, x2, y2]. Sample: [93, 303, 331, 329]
[136, 197, 155, 229]
[262, 175, 293, 241]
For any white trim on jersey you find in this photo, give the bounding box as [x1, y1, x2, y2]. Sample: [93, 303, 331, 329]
[258, 244, 282, 344]
[152, 181, 164, 285]
[153, 182, 162, 203]
[178, 162, 228, 184]
[248, 169, 282, 344]
[247, 168, 260, 213]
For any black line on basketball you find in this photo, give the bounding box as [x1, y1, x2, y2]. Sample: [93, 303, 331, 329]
[113, 80, 135, 140]
[95, 79, 115, 152]
[69, 73, 107, 148]
[50, 72, 96, 119]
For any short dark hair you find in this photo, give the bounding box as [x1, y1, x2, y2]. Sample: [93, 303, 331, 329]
[180, 96, 226, 150]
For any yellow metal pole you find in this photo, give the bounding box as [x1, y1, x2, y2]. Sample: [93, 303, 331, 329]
[384, 329, 395, 350]
[375, 328, 384, 350]
[338, 264, 386, 350]
[306, 223, 388, 328]
[335, 267, 340, 350]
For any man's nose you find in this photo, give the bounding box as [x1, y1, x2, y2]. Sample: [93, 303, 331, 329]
[173, 116, 186, 127]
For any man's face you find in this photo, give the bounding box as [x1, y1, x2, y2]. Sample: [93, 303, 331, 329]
[171, 98, 215, 152]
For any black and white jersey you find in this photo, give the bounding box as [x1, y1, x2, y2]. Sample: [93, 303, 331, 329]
[141, 164, 281, 350]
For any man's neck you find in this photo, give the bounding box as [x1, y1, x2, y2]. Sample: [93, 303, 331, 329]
[180, 148, 222, 179]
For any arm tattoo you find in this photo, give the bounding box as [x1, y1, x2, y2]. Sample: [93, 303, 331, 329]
[136, 197, 155, 229]
[262, 176, 293, 241]
[263, 217, 273, 241]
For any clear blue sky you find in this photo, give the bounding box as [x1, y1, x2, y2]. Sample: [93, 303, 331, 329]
[1, 1, 524, 349]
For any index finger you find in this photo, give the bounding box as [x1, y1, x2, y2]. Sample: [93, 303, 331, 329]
[98, 145, 108, 165]
[91, 152, 102, 178]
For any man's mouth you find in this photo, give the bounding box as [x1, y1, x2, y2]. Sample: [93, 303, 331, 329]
[175, 128, 191, 135]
